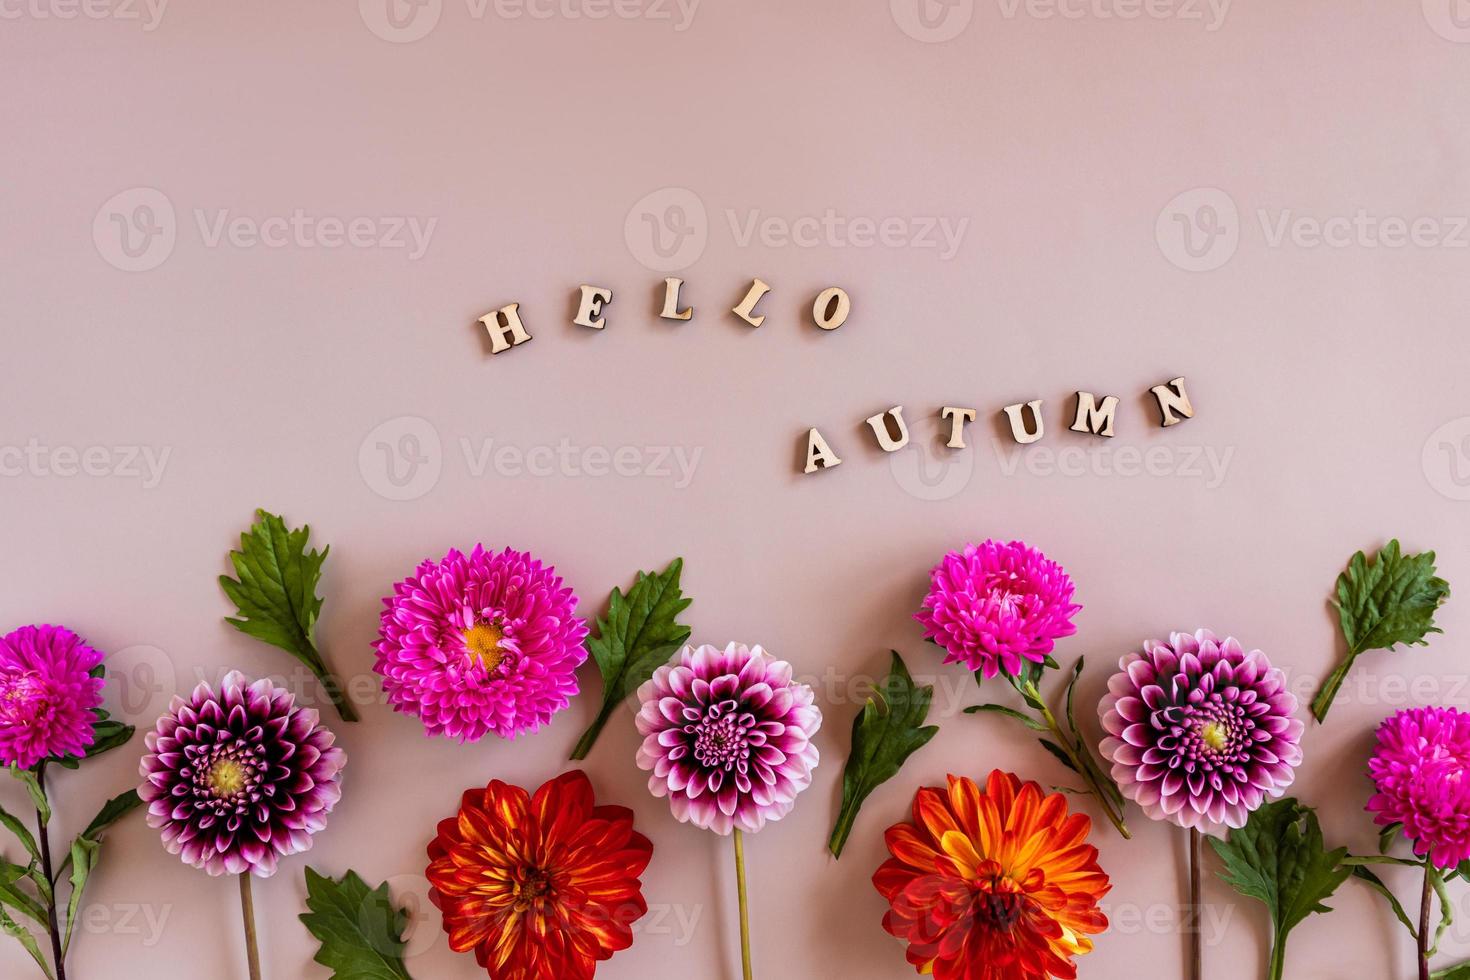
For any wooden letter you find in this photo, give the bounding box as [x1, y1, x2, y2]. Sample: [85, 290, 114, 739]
[1149, 377, 1195, 427]
[812, 287, 850, 331]
[941, 407, 978, 448]
[660, 277, 692, 321]
[865, 406, 910, 452]
[1070, 391, 1119, 437]
[573, 285, 613, 330]
[479, 302, 531, 354]
[732, 278, 771, 327]
[803, 428, 842, 473]
[1001, 400, 1045, 444]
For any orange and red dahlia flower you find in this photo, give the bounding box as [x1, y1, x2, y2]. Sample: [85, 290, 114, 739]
[873, 770, 1111, 980]
[427, 770, 653, 980]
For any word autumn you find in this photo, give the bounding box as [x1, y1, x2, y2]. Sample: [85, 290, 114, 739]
[475, 277, 851, 351]
[802, 378, 1196, 474]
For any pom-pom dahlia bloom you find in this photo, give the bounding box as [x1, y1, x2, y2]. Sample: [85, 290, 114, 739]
[374, 545, 588, 742]
[139, 671, 345, 877]
[0, 624, 105, 769]
[427, 770, 652, 980]
[916, 541, 1081, 679]
[1367, 706, 1470, 869]
[635, 642, 821, 835]
[1098, 629, 1303, 830]
[874, 770, 1110, 980]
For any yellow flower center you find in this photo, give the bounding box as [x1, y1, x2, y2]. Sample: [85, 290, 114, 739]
[1200, 721, 1229, 752]
[463, 622, 506, 671]
[208, 758, 248, 797]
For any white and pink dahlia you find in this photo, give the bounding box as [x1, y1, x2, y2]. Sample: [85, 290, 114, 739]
[373, 545, 588, 742]
[635, 643, 821, 836]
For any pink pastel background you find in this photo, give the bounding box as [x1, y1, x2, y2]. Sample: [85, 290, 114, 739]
[5, 0, 1470, 977]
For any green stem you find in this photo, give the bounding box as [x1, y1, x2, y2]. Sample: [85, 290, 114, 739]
[732, 829, 752, 980]
[569, 701, 618, 761]
[1309, 651, 1358, 723]
[1267, 934, 1286, 980]
[1035, 700, 1131, 839]
[34, 765, 65, 980]
[307, 644, 358, 723]
[827, 803, 859, 859]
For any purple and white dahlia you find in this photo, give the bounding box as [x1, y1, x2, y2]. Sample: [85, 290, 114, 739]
[373, 545, 588, 742]
[635, 642, 821, 836]
[139, 671, 345, 877]
[0, 624, 105, 769]
[1098, 629, 1303, 830]
[915, 540, 1081, 680]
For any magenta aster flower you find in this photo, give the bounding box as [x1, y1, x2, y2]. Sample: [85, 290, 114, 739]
[915, 540, 1081, 679]
[139, 671, 345, 877]
[1367, 707, 1470, 869]
[373, 545, 589, 742]
[1098, 629, 1303, 830]
[0, 624, 105, 769]
[635, 643, 821, 835]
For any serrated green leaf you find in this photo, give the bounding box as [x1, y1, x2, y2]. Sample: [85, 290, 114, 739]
[828, 652, 939, 858]
[220, 509, 356, 722]
[299, 867, 414, 980]
[1312, 540, 1450, 722]
[1209, 798, 1352, 979]
[569, 558, 692, 760]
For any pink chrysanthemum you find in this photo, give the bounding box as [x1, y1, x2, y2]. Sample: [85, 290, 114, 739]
[915, 540, 1082, 679]
[374, 545, 589, 742]
[1099, 629, 1304, 830]
[1367, 707, 1470, 869]
[139, 671, 345, 877]
[635, 643, 821, 836]
[0, 625, 105, 769]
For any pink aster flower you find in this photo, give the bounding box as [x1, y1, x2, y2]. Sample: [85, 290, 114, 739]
[374, 545, 588, 742]
[915, 540, 1081, 679]
[139, 671, 345, 877]
[635, 642, 821, 835]
[0, 624, 105, 769]
[1098, 629, 1304, 830]
[1367, 707, 1470, 869]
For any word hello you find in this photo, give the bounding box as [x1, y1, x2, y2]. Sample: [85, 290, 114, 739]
[803, 379, 1196, 474]
[476, 277, 850, 352]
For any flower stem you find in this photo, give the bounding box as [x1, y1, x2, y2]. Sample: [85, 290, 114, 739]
[1309, 652, 1358, 723]
[239, 873, 262, 980]
[1188, 826, 1202, 980]
[1034, 700, 1131, 839]
[1419, 861, 1433, 980]
[732, 829, 752, 980]
[1266, 935, 1286, 980]
[569, 702, 618, 761]
[34, 765, 65, 980]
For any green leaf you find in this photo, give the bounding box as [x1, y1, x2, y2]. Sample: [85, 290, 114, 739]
[9, 768, 48, 827]
[1432, 963, 1470, 979]
[1430, 864, 1455, 958]
[0, 861, 47, 926]
[828, 652, 940, 858]
[58, 791, 143, 879]
[568, 558, 692, 761]
[0, 804, 39, 865]
[220, 509, 357, 722]
[62, 838, 99, 954]
[1346, 864, 1417, 940]
[962, 703, 1048, 731]
[1037, 739, 1080, 774]
[0, 902, 52, 980]
[299, 867, 414, 980]
[1312, 540, 1450, 722]
[1209, 798, 1352, 979]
